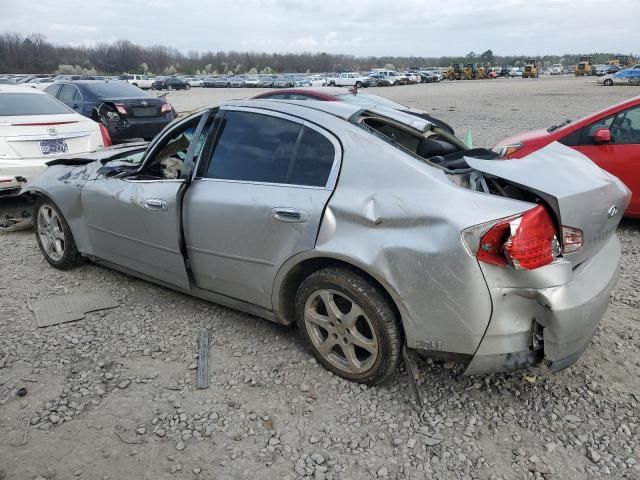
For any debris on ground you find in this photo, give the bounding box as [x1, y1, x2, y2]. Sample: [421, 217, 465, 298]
[196, 329, 210, 389]
[28, 293, 118, 327]
[0, 211, 32, 232]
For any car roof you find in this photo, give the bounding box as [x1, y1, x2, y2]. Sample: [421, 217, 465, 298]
[222, 99, 432, 131]
[0, 84, 47, 94]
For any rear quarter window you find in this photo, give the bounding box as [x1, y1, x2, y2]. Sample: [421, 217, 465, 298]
[0, 92, 72, 116]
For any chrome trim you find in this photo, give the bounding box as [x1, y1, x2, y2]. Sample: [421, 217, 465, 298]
[186, 245, 275, 266]
[6, 131, 94, 141]
[192, 177, 327, 191]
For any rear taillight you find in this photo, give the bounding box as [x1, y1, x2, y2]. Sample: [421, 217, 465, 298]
[161, 103, 172, 113]
[476, 205, 558, 270]
[114, 103, 128, 117]
[99, 123, 112, 147]
[562, 226, 583, 254]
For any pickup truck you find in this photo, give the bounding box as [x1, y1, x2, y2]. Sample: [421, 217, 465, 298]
[118, 74, 154, 90]
[326, 72, 371, 88]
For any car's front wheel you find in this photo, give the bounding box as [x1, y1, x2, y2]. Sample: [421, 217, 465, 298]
[33, 197, 80, 270]
[295, 268, 402, 385]
[185, 84, 191, 90]
[604, 79, 613, 86]
[167, 85, 173, 91]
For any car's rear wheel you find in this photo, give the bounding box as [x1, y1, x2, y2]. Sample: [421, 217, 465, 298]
[33, 197, 80, 270]
[167, 85, 173, 91]
[355, 81, 362, 88]
[185, 84, 191, 90]
[295, 268, 402, 385]
[604, 79, 613, 86]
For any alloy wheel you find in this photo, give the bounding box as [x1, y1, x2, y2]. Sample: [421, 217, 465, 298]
[37, 205, 65, 262]
[304, 289, 378, 374]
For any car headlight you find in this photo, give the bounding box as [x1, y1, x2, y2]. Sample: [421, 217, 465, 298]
[494, 142, 524, 158]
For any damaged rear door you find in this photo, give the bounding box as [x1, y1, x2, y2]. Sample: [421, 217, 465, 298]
[465, 142, 631, 265]
[183, 107, 341, 308]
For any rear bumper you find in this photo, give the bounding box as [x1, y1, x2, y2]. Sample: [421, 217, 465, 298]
[0, 158, 53, 193]
[464, 235, 620, 375]
[106, 116, 173, 142]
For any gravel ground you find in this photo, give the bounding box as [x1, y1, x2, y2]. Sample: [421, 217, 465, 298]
[1, 77, 639, 480]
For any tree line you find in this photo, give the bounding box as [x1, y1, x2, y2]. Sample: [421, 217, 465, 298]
[0, 33, 635, 75]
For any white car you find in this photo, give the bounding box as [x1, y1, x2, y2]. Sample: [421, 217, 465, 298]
[118, 74, 154, 89]
[183, 77, 204, 87]
[0, 85, 108, 194]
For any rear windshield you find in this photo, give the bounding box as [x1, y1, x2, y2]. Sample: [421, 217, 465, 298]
[84, 82, 149, 98]
[0, 92, 72, 116]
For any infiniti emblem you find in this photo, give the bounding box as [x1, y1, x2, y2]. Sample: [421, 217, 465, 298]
[47, 127, 58, 136]
[607, 205, 618, 218]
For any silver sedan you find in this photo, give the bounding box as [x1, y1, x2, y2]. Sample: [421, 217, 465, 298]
[22, 100, 630, 384]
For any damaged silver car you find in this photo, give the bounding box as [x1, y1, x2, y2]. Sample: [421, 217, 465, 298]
[22, 100, 630, 385]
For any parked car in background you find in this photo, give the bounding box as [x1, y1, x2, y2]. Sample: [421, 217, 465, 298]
[182, 77, 204, 88]
[229, 76, 247, 88]
[118, 74, 154, 89]
[274, 76, 293, 88]
[326, 72, 371, 88]
[495, 96, 640, 217]
[23, 99, 629, 385]
[258, 75, 275, 88]
[244, 76, 261, 87]
[24, 78, 56, 90]
[308, 75, 326, 87]
[202, 77, 217, 88]
[550, 64, 563, 75]
[369, 73, 391, 86]
[152, 76, 190, 90]
[44, 80, 175, 143]
[214, 77, 231, 88]
[598, 69, 640, 86]
[371, 70, 407, 85]
[0, 85, 108, 194]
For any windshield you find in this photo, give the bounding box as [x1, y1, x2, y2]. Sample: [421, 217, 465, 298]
[85, 82, 150, 98]
[337, 93, 406, 110]
[0, 92, 73, 116]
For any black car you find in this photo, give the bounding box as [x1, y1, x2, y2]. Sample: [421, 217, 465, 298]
[152, 76, 190, 90]
[202, 77, 217, 88]
[44, 80, 175, 143]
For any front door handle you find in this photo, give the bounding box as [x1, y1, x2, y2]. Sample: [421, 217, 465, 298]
[272, 207, 308, 223]
[142, 198, 168, 211]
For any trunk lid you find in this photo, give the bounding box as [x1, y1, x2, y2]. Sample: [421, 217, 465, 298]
[465, 142, 630, 265]
[102, 97, 165, 118]
[0, 114, 97, 159]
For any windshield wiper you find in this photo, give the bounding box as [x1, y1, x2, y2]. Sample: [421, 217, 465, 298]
[547, 119, 571, 132]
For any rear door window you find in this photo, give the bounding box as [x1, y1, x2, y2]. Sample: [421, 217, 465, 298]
[288, 127, 336, 187]
[205, 111, 301, 184]
[204, 111, 336, 187]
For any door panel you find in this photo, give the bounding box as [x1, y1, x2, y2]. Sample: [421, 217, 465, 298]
[183, 107, 340, 308]
[577, 105, 640, 214]
[81, 179, 190, 289]
[183, 180, 332, 307]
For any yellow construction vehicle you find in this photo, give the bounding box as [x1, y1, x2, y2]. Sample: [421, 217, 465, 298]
[575, 56, 593, 76]
[445, 63, 470, 80]
[522, 59, 539, 78]
[465, 63, 488, 79]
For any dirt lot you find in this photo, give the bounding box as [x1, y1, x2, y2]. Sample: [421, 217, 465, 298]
[1, 77, 639, 480]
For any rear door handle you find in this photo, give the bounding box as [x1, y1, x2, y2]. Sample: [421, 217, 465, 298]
[142, 198, 168, 211]
[272, 207, 308, 223]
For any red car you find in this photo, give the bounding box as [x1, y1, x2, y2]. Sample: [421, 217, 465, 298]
[495, 96, 640, 217]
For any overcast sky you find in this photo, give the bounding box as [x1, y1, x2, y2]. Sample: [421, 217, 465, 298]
[2, 0, 639, 57]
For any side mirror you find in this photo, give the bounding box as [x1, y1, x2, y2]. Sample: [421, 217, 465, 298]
[592, 127, 611, 144]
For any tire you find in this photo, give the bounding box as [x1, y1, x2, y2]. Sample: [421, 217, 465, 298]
[33, 197, 80, 270]
[185, 84, 191, 90]
[355, 81, 362, 88]
[167, 85, 173, 91]
[604, 79, 613, 86]
[132, 83, 138, 87]
[295, 268, 402, 385]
